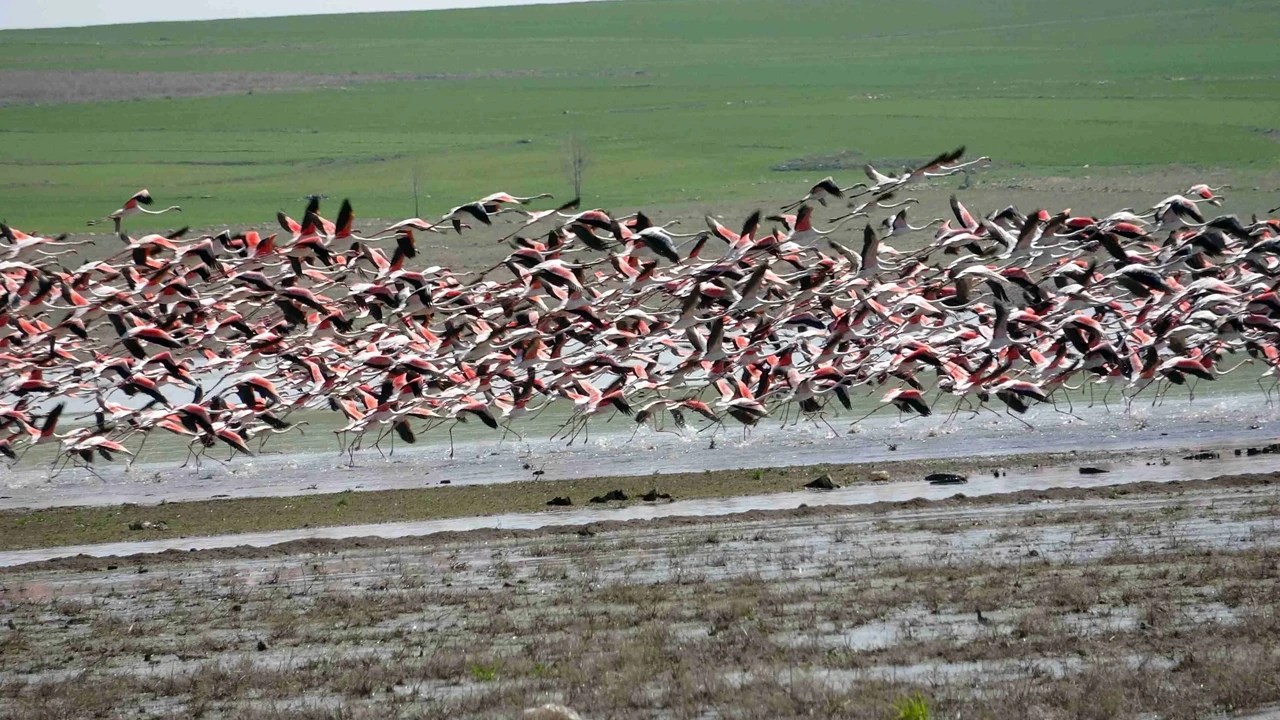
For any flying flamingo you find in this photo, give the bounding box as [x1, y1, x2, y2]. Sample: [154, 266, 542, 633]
[88, 190, 181, 232]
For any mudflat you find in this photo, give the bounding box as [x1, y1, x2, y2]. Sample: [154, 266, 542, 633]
[2, 473, 1278, 718]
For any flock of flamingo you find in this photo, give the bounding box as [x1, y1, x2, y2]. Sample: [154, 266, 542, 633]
[1, 145, 1278, 476]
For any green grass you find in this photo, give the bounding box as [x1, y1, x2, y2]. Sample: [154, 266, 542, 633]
[1, 0, 1279, 231]
[893, 692, 931, 720]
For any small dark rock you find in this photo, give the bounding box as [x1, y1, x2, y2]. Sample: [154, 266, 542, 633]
[1078, 467, 1109, 475]
[805, 473, 838, 490]
[926, 473, 968, 485]
[1182, 451, 1219, 461]
[546, 496, 573, 507]
[589, 489, 628, 503]
[640, 488, 672, 501]
[1027, 549, 1040, 557]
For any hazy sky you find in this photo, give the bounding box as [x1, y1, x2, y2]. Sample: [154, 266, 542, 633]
[0, 1, 599, 31]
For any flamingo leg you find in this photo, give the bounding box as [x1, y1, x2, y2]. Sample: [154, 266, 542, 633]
[1005, 409, 1035, 430]
[130, 432, 150, 469]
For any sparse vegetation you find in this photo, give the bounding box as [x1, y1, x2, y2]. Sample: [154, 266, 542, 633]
[1, 476, 1279, 718]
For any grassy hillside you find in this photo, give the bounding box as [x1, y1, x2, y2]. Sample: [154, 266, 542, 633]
[1, 0, 1278, 232]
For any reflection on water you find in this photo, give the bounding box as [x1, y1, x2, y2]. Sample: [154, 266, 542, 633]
[0, 449, 1274, 567]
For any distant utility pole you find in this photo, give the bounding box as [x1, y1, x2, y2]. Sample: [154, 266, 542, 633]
[411, 166, 422, 218]
[563, 131, 589, 199]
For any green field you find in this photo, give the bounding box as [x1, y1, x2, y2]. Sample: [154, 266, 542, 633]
[1, 0, 1279, 233]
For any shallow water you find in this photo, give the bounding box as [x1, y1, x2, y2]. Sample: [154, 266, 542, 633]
[2, 388, 1277, 511]
[1, 447, 1274, 567]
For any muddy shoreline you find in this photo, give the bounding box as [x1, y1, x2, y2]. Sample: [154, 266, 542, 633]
[7, 470, 1276, 574]
[0, 442, 1255, 556]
